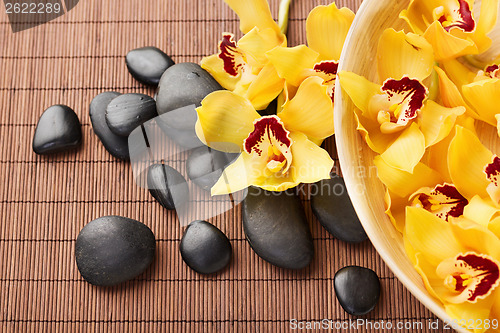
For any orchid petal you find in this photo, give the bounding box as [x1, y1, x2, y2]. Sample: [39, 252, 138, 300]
[338, 71, 381, 117]
[435, 66, 478, 119]
[224, 0, 282, 35]
[289, 132, 334, 184]
[418, 100, 465, 147]
[278, 76, 334, 139]
[374, 155, 443, 197]
[211, 153, 255, 195]
[244, 63, 285, 110]
[380, 122, 426, 173]
[405, 207, 464, 267]
[238, 27, 286, 67]
[448, 126, 493, 199]
[423, 21, 478, 61]
[354, 112, 400, 154]
[196, 91, 260, 152]
[377, 29, 434, 82]
[462, 78, 500, 126]
[463, 195, 500, 228]
[441, 59, 478, 90]
[306, 3, 354, 61]
[385, 189, 408, 232]
[266, 45, 319, 87]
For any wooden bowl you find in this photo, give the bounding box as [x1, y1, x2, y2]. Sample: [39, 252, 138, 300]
[334, 1, 468, 331]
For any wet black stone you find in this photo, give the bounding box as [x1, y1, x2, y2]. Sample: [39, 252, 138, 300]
[75, 216, 156, 286]
[147, 163, 189, 210]
[155, 105, 203, 149]
[156, 63, 222, 114]
[89, 92, 130, 160]
[186, 146, 239, 191]
[32, 104, 82, 154]
[311, 175, 368, 243]
[242, 187, 314, 270]
[334, 266, 381, 316]
[126, 46, 174, 86]
[106, 93, 157, 137]
[180, 220, 232, 274]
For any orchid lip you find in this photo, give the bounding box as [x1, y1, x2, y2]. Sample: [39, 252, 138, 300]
[485, 64, 500, 79]
[436, 0, 476, 33]
[243, 115, 292, 174]
[218, 33, 244, 76]
[314, 61, 338, 102]
[438, 252, 500, 303]
[380, 76, 427, 126]
[411, 183, 468, 221]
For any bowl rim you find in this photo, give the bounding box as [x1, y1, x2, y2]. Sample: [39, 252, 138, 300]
[334, 1, 468, 331]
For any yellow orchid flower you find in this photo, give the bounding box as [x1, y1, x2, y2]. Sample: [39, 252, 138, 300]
[200, 0, 286, 110]
[460, 63, 500, 127]
[448, 126, 500, 205]
[339, 29, 465, 172]
[267, 3, 354, 103]
[195, 76, 334, 194]
[405, 207, 500, 332]
[400, 0, 499, 61]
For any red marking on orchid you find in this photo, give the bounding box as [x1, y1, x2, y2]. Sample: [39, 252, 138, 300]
[485, 64, 500, 78]
[218, 34, 242, 76]
[417, 184, 468, 221]
[455, 253, 500, 301]
[485, 156, 500, 186]
[382, 76, 427, 122]
[244, 116, 291, 155]
[439, 0, 475, 32]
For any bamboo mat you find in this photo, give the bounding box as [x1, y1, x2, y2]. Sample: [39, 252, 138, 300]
[0, 0, 448, 332]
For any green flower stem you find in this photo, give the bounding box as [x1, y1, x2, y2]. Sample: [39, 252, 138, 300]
[279, 0, 293, 35]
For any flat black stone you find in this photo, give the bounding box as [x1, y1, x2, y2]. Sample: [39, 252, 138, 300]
[311, 175, 368, 243]
[147, 163, 189, 210]
[186, 146, 239, 191]
[32, 104, 82, 154]
[106, 93, 158, 137]
[89, 92, 130, 160]
[242, 187, 314, 270]
[155, 105, 203, 149]
[126, 46, 174, 86]
[334, 266, 381, 316]
[75, 215, 156, 286]
[156, 63, 222, 115]
[180, 220, 232, 274]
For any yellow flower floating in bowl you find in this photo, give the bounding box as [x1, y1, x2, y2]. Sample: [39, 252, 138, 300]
[336, 0, 500, 332]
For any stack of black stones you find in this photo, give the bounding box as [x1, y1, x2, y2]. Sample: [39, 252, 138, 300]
[31, 46, 380, 316]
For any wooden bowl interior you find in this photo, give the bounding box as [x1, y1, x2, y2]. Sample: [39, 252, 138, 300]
[334, 1, 470, 330]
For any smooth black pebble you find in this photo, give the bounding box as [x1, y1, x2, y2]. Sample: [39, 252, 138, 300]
[186, 146, 239, 191]
[334, 266, 381, 316]
[126, 46, 174, 86]
[242, 187, 314, 270]
[156, 63, 222, 114]
[32, 104, 82, 154]
[156, 105, 203, 149]
[75, 215, 156, 286]
[106, 93, 157, 137]
[89, 92, 130, 160]
[147, 163, 189, 210]
[180, 220, 232, 274]
[311, 175, 368, 243]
